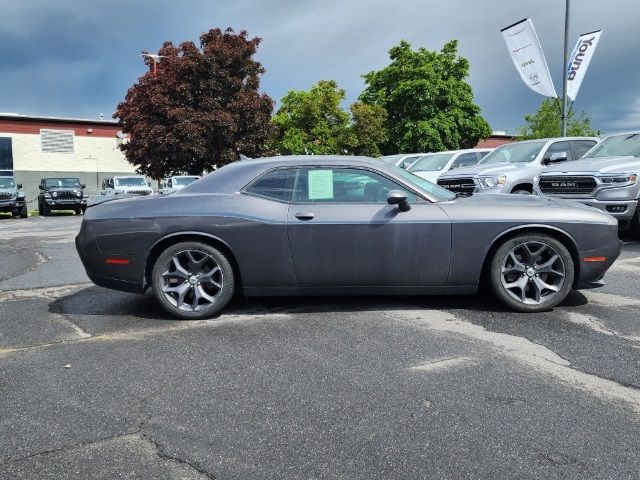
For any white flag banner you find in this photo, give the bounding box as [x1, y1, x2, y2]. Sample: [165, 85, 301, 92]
[566, 30, 602, 101]
[501, 18, 557, 98]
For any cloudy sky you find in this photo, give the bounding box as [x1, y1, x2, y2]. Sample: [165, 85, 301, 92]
[0, 0, 638, 134]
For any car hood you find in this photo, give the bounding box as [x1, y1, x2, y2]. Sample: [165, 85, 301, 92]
[439, 162, 535, 178]
[440, 193, 617, 226]
[542, 156, 640, 175]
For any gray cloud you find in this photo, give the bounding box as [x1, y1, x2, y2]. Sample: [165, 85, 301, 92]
[0, 0, 637, 134]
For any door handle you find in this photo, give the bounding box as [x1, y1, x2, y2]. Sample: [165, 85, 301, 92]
[294, 212, 315, 221]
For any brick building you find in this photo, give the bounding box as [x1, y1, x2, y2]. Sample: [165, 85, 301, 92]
[0, 113, 135, 201]
[476, 131, 517, 149]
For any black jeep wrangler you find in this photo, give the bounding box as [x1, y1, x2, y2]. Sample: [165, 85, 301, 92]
[38, 177, 87, 216]
[0, 176, 28, 218]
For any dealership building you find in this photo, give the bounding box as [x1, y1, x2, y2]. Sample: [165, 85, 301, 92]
[0, 113, 136, 202]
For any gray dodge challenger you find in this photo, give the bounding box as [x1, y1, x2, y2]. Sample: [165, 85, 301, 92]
[76, 156, 622, 319]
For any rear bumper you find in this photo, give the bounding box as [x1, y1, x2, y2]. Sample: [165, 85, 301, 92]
[75, 221, 145, 294]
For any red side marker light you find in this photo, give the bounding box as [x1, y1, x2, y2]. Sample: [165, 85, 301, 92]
[105, 258, 130, 265]
[583, 256, 606, 263]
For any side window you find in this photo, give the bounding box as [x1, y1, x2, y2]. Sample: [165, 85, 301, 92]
[571, 140, 597, 159]
[450, 153, 479, 169]
[478, 151, 491, 159]
[543, 141, 573, 162]
[168, 179, 173, 188]
[245, 168, 296, 202]
[292, 168, 417, 204]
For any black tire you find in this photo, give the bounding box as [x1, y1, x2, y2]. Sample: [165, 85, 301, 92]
[11, 209, 18, 218]
[489, 234, 574, 313]
[19, 204, 28, 218]
[74, 207, 82, 215]
[151, 241, 235, 320]
[38, 200, 43, 216]
[81, 206, 87, 214]
[43, 203, 51, 216]
[629, 202, 640, 240]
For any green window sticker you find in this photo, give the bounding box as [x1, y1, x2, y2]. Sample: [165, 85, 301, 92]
[308, 169, 334, 200]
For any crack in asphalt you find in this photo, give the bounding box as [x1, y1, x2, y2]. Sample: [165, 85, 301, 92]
[141, 434, 216, 480]
[0, 244, 49, 282]
[392, 308, 640, 414]
[0, 312, 292, 358]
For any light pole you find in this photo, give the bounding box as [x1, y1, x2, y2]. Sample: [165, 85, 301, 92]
[140, 52, 165, 75]
[561, 0, 570, 136]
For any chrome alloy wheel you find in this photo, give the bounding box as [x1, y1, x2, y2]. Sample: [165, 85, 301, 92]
[500, 241, 566, 305]
[160, 250, 223, 312]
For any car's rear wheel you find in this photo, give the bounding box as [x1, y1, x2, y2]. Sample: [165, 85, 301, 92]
[151, 241, 234, 319]
[489, 234, 574, 312]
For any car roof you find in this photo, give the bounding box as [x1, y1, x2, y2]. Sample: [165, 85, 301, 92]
[186, 155, 398, 195]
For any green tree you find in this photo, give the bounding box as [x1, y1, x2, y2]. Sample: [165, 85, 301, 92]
[272, 80, 355, 155]
[517, 99, 600, 139]
[359, 40, 492, 154]
[350, 102, 388, 157]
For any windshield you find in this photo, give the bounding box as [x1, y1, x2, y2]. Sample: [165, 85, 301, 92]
[408, 153, 454, 172]
[583, 133, 640, 158]
[480, 141, 547, 164]
[0, 177, 16, 189]
[380, 155, 402, 164]
[115, 177, 147, 187]
[173, 176, 199, 186]
[387, 164, 457, 201]
[45, 178, 81, 188]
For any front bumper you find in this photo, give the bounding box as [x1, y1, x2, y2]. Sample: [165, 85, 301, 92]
[575, 228, 623, 290]
[44, 198, 87, 210]
[0, 199, 26, 212]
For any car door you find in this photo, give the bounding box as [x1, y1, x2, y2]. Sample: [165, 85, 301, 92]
[286, 166, 451, 287]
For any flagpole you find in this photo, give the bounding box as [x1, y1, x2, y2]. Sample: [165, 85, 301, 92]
[561, 0, 570, 136]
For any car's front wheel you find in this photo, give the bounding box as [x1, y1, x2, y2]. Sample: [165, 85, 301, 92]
[151, 241, 235, 319]
[489, 234, 574, 312]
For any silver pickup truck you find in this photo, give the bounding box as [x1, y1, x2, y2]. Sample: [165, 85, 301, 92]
[536, 132, 640, 237]
[436, 137, 598, 196]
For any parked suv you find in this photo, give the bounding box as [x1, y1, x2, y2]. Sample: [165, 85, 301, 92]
[158, 175, 200, 194]
[101, 176, 153, 196]
[0, 176, 27, 218]
[537, 132, 640, 236]
[380, 153, 429, 169]
[38, 177, 87, 216]
[407, 148, 492, 184]
[436, 137, 598, 196]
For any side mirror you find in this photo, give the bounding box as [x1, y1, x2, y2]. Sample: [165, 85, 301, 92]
[81, 184, 86, 189]
[544, 152, 568, 164]
[387, 190, 411, 212]
[402, 161, 413, 169]
[17, 184, 23, 189]
[38, 185, 43, 190]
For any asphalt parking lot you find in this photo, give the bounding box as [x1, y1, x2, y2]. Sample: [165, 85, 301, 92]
[1, 215, 640, 479]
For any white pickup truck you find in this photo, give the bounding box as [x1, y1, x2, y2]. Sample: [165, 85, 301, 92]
[158, 175, 201, 195]
[536, 132, 640, 237]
